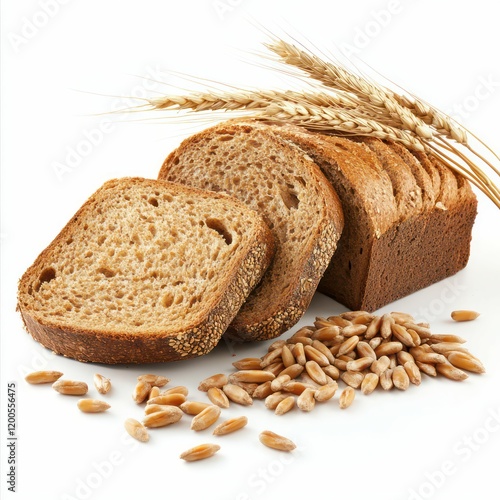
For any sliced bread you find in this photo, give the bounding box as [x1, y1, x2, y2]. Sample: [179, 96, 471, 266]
[159, 121, 344, 341]
[267, 123, 477, 311]
[17, 177, 275, 364]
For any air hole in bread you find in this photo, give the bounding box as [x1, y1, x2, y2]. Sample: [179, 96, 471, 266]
[280, 186, 300, 210]
[66, 238, 73, 245]
[97, 235, 106, 246]
[148, 197, 159, 207]
[295, 176, 306, 187]
[97, 267, 116, 278]
[163, 194, 173, 202]
[205, 218, 233, 245]
[34, 267, 56, 292]
[247, 139, 262, 148]
[219, 134, 235, 141]
[189, 295, 201, 306]
[148, 225, 156, 237]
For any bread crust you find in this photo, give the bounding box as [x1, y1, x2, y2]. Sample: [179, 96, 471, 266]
[17, 177, 275, 363]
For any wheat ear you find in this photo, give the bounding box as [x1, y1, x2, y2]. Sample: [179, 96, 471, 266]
[264, 38, 434, 141]
[145, 90, 425, 151]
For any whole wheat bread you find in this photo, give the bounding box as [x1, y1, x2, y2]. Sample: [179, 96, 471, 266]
[17, 177, 275, 363]
[268, 123, 477, 311]
[159, 121, 344, 341]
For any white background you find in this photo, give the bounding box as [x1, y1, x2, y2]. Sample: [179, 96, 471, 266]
[1, 1, 500, 499]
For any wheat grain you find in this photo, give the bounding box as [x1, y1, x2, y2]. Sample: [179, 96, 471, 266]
[222, 384, 253, 406]
[361, 373, 379, 395]
[339, 386, 355, 409]
[275, 395, 296, 415]
[314, 382, 338, 402]
[207, 387, 230, 408]
[190, 405, 221, 431]
[180, 443, 220, 461]
[77, 399, 110, 413]
[25, 370, 63, 384]
[124, 418, 149, 443]
[259, 430, 296, 451]
[447, 351, 485, 374]
[451, 310, 480, 322]
[179, 401, 212, 415]
[52, 380, 88, 396]
[143, 407, 183, 428]
[297, 387, 316, 412]
[213, 416, 248, 435]
[137, 374, 169, 387]
[132, 381, 152, 404]
[198, 373, 228, 392]
[232, 357, 263, 370]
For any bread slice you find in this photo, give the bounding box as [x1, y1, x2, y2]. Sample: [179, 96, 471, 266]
[159, 121, 344, 341]
[267, 123, 477, 311]
[17, 177, 275, 364]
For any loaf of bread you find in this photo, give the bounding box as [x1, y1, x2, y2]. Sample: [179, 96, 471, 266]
[258, 122, 478, 311]
[162, 119, 477, 313]
[17, 177, 275, 363]
[159, 121, 344, 341]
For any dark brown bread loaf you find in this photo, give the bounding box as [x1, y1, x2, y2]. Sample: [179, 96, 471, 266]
[159, 121, 344, 341]
[269, 123, 477, 311]
[17, 177, 275, 363]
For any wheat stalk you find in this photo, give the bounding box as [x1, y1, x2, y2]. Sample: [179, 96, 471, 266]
[145, 89, 425, 151]
[263, 37, 499, 207]
[138, 37, 499, 208]
[146, 88, 359, 113]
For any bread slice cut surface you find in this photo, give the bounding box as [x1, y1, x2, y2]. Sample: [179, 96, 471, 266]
[17, 177, 275, 363]
[159, 121, 344, 342]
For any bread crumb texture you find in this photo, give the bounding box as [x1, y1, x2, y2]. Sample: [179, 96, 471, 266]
[17, 177, 274, 363]
[160, 122, 343, 340]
